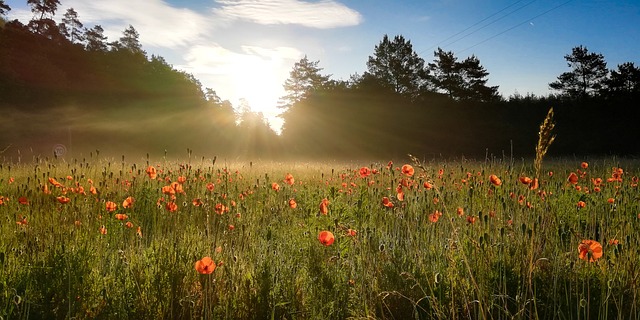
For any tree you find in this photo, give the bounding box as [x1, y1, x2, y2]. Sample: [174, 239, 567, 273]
[114, 25, 144, 55]
[457, 55, 499, 102]
[84, 25, 108, 51]
[549, 45, 608, 98]
[278, 55, 331, 110]
[429, 48, 463, 99]
[26, 0, 60, 36]
[365, 34, 430, 100]
[605, 62, 640, 95]
[0, 0, 10, 17]
[60, 8, 83, 43]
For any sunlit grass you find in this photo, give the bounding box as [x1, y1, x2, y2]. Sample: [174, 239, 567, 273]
[1, 154, 639, 319]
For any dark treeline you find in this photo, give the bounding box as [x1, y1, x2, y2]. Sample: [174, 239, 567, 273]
[1, 1, 639, 161]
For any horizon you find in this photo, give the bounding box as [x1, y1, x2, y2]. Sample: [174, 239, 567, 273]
[4, 0, 640, 132]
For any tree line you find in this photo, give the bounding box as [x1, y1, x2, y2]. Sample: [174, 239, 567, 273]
[1, 0, 639, 160]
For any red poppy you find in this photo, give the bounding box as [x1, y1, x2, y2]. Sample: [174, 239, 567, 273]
[401, 164, 415, 177]
[100, 225, 107, 235]
[423, 181, 433, 190]
[228, 224, 235, 231]
[568, 172, 579, 184]
[397, 192, 405, 201]
[519, 176, 532, 185]
[115, 213, 128, 221]
[271, 182, 280, 192]
[608, 239, 619, 246]
[347, 229, 357, 237]
[581, 162, 589, 169]
[359, 167, 371, 178]
[607, 198, 615, 204]
[284, 173, 295, 185]
[456, 207, 464, 217]
[381, 196, 394, 208]
[318, 231, 335, 246]
[145, 166, 157, 179]
[162, 185, 175, 195]
[428, 210, 441, 223]
[529, 178, 539, 190]
[136, 226, 143, 238]
[214, 203, 228, 215]
[48, 177, 63, 188]
[165, 202, 178, 212]
[16, 215, 28, 226]
[288, 199, 297, 209]
[489, 175, 502, 186]
[105, 201, 117, 212]
[466, 216, 477, 224]
[170, 182, 184, 194]
[319, 198, 329, 215]
[57, 196, 70, 204]
[177, 176, 187, 184]
[577, 201, 586, 208]
[195, 256, 216, 274]
[18, 196, 29, 205]
[122, 196, 134, 209]
[206, 182, 215, 192]
[578, 240, 603, 262]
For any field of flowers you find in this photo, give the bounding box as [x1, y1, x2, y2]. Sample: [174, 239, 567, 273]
[1, 152, 639, 319]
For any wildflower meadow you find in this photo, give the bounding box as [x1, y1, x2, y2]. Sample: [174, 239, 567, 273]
[1, 148, 639, 320]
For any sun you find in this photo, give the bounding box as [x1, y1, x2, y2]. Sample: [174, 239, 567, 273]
[231, 55, 288, 133]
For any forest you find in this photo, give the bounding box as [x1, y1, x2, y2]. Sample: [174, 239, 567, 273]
[1, 0, 639, 161]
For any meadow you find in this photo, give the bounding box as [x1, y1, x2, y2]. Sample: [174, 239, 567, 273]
[1, 151, 639, 319]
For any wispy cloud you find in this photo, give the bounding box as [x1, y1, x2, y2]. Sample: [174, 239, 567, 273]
[214, 0, 363, 29]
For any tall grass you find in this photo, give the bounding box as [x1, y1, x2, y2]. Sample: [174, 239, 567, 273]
[1, 153, 639, 319]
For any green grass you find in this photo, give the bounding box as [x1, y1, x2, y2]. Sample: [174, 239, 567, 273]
[1, 155, 639, 319]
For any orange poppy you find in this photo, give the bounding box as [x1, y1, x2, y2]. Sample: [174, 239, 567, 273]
[145, 166, 157, 179]
[607, 198, 615, 204]
[18, 196, 29, 205]
[288, 199, 297, 209]
[122, 196, 134, 209]
[228, 224, 235, 231]
[397, 192, 405, 201]
[318, 231, 335, 246]
[519, 176, 532, 185]
[428, 210, 441, 223]
[206, 182, 215, 191]
[319, 198, 329, 215]
[581, 162, 589, 169]
[8, 177, 14, 184]
[381, 197, 394, 208]
[401, 164, 415, 177]
[568, 172, 579, 184]
[347, 229, 357, 237]
[466, 216, 477, 224]
[125, 221, 133, 228]
[578, 239, 603, 262]
[136, 226, 143, 237]
[423, 181, 433, 190]
[89, 185, 97, 195]
[16, 215, 28, 226]
[608, 239, 619, 246]
[192, 198, 203, 206]
[170, 182, 184, 194]
[115, 213, 128, 221]
[100, 225, 107, 235]
[195, 256, 216, 274]
[577, 201, 586, 208]
[489, 174, 502, 186]
[105, 201, 117, 212]
[57, 196, 70, 204]
[284, 173, 295, 185]
[271, 182, 280, 192]
[214, 203, 228, 215]
[456, 207, 464, 217]
[48, 177, 63, 188]
[529, 178, 539, 190]
[359, 167, 371, 178]
[177, 176, 187, 184]
[161, 185, 175, 195]
[165, 202, 178, 212]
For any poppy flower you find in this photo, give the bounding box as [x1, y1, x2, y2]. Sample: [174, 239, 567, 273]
[271, 182, 280, 192]
[165, 202, 178, 212]
[401, 164, 415, 177]
[428, 210, 441, 223]
[568, 172, 579, 184]
[162, 185, 176, 195]
[145, 166, 157, 179]
[100, 225, 107, 235]
[125, 221, 133, 228]
[214, 203, 228, 215]
[206, 182, 215, 192]
[386, 161, 393, 170]
[288, 199, 297, 209]
[115, 213, 128, 221]
[8, 177, 14, 184]
[397, 192, 405, 201]
[195, 256, 216, 274]
[57, 196, 70, 204]
[423, 181, 433, 190]
[381, 197, 394, 208]
[170, 182, 184, 194]
[89, 185, 97, 195]
[105, 201, 117, 212]
[319, 198, 329, 215]
[48, 177, 63, 188]
[359, 167, 371, 178]
[489, 175, 502, 186]
[347, 229, 357, 237]
[16, 215, 28, 226]
[578, 239, 603, 262]
[608, 239, 619, 246]
[318, 231, 335, 246]
[18, 196, 29, 205]
[177, 176, 187, 184]
[519, 176, 532, 185]
[581, 162, 589, 169]
[228, 224, 235, 231]
[577, 201, 586, 208]
[466, 216, 477, 224]
[283, 173, 295, 186]
[192, 198, 203, 206]
[122, 196, 134, 209]
[136, 226, 143, 238]
[456, 207, 464, 217]
[529, 178, 539, 190]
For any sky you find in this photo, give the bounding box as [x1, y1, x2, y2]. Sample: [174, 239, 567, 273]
[5, 0, 640, 132]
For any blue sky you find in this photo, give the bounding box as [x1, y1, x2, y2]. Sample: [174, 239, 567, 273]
[5, 0, 639, 131]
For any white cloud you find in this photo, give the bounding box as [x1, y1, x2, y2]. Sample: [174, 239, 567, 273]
[214, 0, 363, 28]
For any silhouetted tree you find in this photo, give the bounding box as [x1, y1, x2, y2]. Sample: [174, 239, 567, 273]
[549, 46, 608, 98]
[365, 34, 430, 100]
[278, 55, 331, 110]
[84, 25, 108, 52]
[112, 25, 144, 56]
[457, 55, 499, 102]
[429, 48, 463, 99]
[604, 62, 640, 96]
[0, 0, 10, 16]
[27, 0, 60, 37]
[60, 8, 83, 43]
